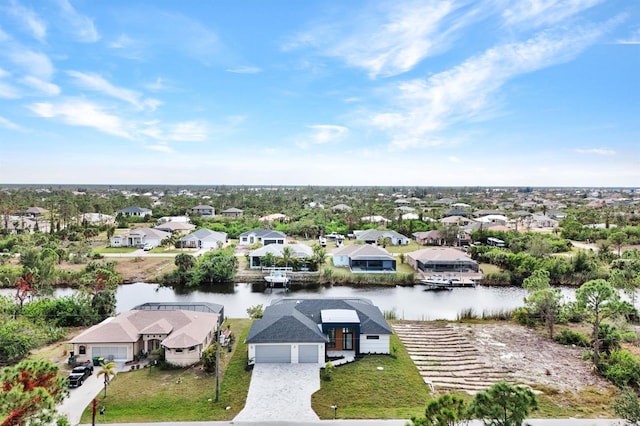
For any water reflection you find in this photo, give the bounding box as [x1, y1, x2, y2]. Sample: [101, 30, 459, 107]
[0, 283, 578, 321]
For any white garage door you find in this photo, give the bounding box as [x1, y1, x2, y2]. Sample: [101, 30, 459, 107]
[255, 345, 291, 363]
[92, 346, 128, 361]
[298, 345, 319, 363]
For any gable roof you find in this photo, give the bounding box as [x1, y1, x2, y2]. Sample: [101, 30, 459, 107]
[179, 228, 227, 242]
[239, 229, 286, 239]
[245, 298, 392, 344]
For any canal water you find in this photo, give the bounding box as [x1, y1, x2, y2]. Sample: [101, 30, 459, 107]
[1, 283, 579, 320]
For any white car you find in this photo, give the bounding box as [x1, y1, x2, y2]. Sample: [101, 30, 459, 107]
[142, 243, 154, 251]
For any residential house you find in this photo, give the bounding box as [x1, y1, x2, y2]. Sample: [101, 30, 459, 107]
[177, 229, 227, 249]
[110, 227, 170, 248]
[221, 208, 243, 218]
[475, 214, 508, 226]
[443, 208, 471, 217]
[191, 205, 216, 217]
[360, 215, 391, 226]
[406, 247, 479, 274]
[23, 207, 49, 217]
[154, 221, 196, 233]
[248, 243, 313, 269]
[117, 206, 153, 218]
[413, 230, 445, 246]
[259, 213, 291, 223]
[331, 204, 352, 212]
[157, 216, 190, 224]
[353, 229, 410, 246]
[245, 298, 393, 364]
[80, 213, 115, 226]
[68, 304, 221, 367]
[440, 215, 474, 226]
[238, 229, 287, 246]
[0, 215, 51, 234]
[332, 244, 396, 273]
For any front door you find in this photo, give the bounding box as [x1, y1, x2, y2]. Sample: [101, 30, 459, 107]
[342, 328, 353, 350]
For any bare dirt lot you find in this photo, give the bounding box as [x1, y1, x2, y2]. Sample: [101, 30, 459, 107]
[394, 321, 612, 394]
[57, 257, 176, 283]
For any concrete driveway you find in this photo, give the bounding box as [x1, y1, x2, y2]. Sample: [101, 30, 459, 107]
[233, 364, 320, 422]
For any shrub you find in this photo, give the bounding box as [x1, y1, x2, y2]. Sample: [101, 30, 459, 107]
[602, 350, 640, 388]
[321, 362, 335, 381]
[554, 329, 590, 347]
[513, 307, 537, 327]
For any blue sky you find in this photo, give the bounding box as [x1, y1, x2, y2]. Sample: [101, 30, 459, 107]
[0, 0, 638, 187]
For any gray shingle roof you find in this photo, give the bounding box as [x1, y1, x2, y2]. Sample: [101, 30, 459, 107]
[245, 298, 392, 344]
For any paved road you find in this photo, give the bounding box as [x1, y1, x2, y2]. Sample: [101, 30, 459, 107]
[571, 241, 599, 252]
[80, 419, 622, 426]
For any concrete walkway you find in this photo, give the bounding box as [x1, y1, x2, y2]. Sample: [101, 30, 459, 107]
[233, 364, 321, 422]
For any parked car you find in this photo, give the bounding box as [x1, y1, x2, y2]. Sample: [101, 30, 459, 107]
[142, 243, 154, 251]
[67, 363, 93, 388]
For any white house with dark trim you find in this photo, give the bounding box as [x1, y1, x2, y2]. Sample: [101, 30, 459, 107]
[238, 229, 287, 246]
[245, 298, 392, 365]
[191, 205, 216, 217]
[116, 206, 153, 217]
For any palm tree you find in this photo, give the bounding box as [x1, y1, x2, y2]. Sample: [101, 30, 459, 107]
[281, 246, 293, 270]
[97, 361, 117, 398]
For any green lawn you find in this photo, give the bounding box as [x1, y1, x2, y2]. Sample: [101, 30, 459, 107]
[93, 247, 138, 254]
[311, 333, 430, 419]
[79, 319, 252, 422]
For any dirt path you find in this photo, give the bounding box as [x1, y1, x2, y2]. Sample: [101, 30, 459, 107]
[394, 321, 611, 394]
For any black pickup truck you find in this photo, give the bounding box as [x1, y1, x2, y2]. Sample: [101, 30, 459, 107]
[67, 364, 94, 388]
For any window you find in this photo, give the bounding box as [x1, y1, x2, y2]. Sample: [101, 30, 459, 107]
[343, 328, 354, 350]
[366, 335, 379, 340]
[79, 345, 86, 355]
[175, 348, 183, 353]
[189, 346, 196, 352]
[327, 328, 336, 348]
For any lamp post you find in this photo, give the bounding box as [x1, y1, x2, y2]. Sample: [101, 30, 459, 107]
[330, 403, 338, 419]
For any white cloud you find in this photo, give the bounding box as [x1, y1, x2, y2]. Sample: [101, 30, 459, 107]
[28, 99, 131, 139]
[56, 0, 99, 42]
[575, 148, 616, 156]
[168, 121, 208, 142]
[615, 28, 640, 45]
[227, 66, 262, 74]
[448, 156, 461, 163]
[145, 143, 173, 153]
[0, 81, 21, 99]
[66, 71, 158, 110]
[144, 77, 169, 92]
[8, 0, 47, 42]
[8, 49, 54, 79]
[297, 124, 349, 148]
[284, 0, 485, 78]
[0, 115, 21, 130]
[368, 23, 613, 149]
[503, 0, 604, 28]
[20, 76, 60, 95]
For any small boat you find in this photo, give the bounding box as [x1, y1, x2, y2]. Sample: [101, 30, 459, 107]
[264, 270, 290, 285]
[420, 276, 453, 291]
